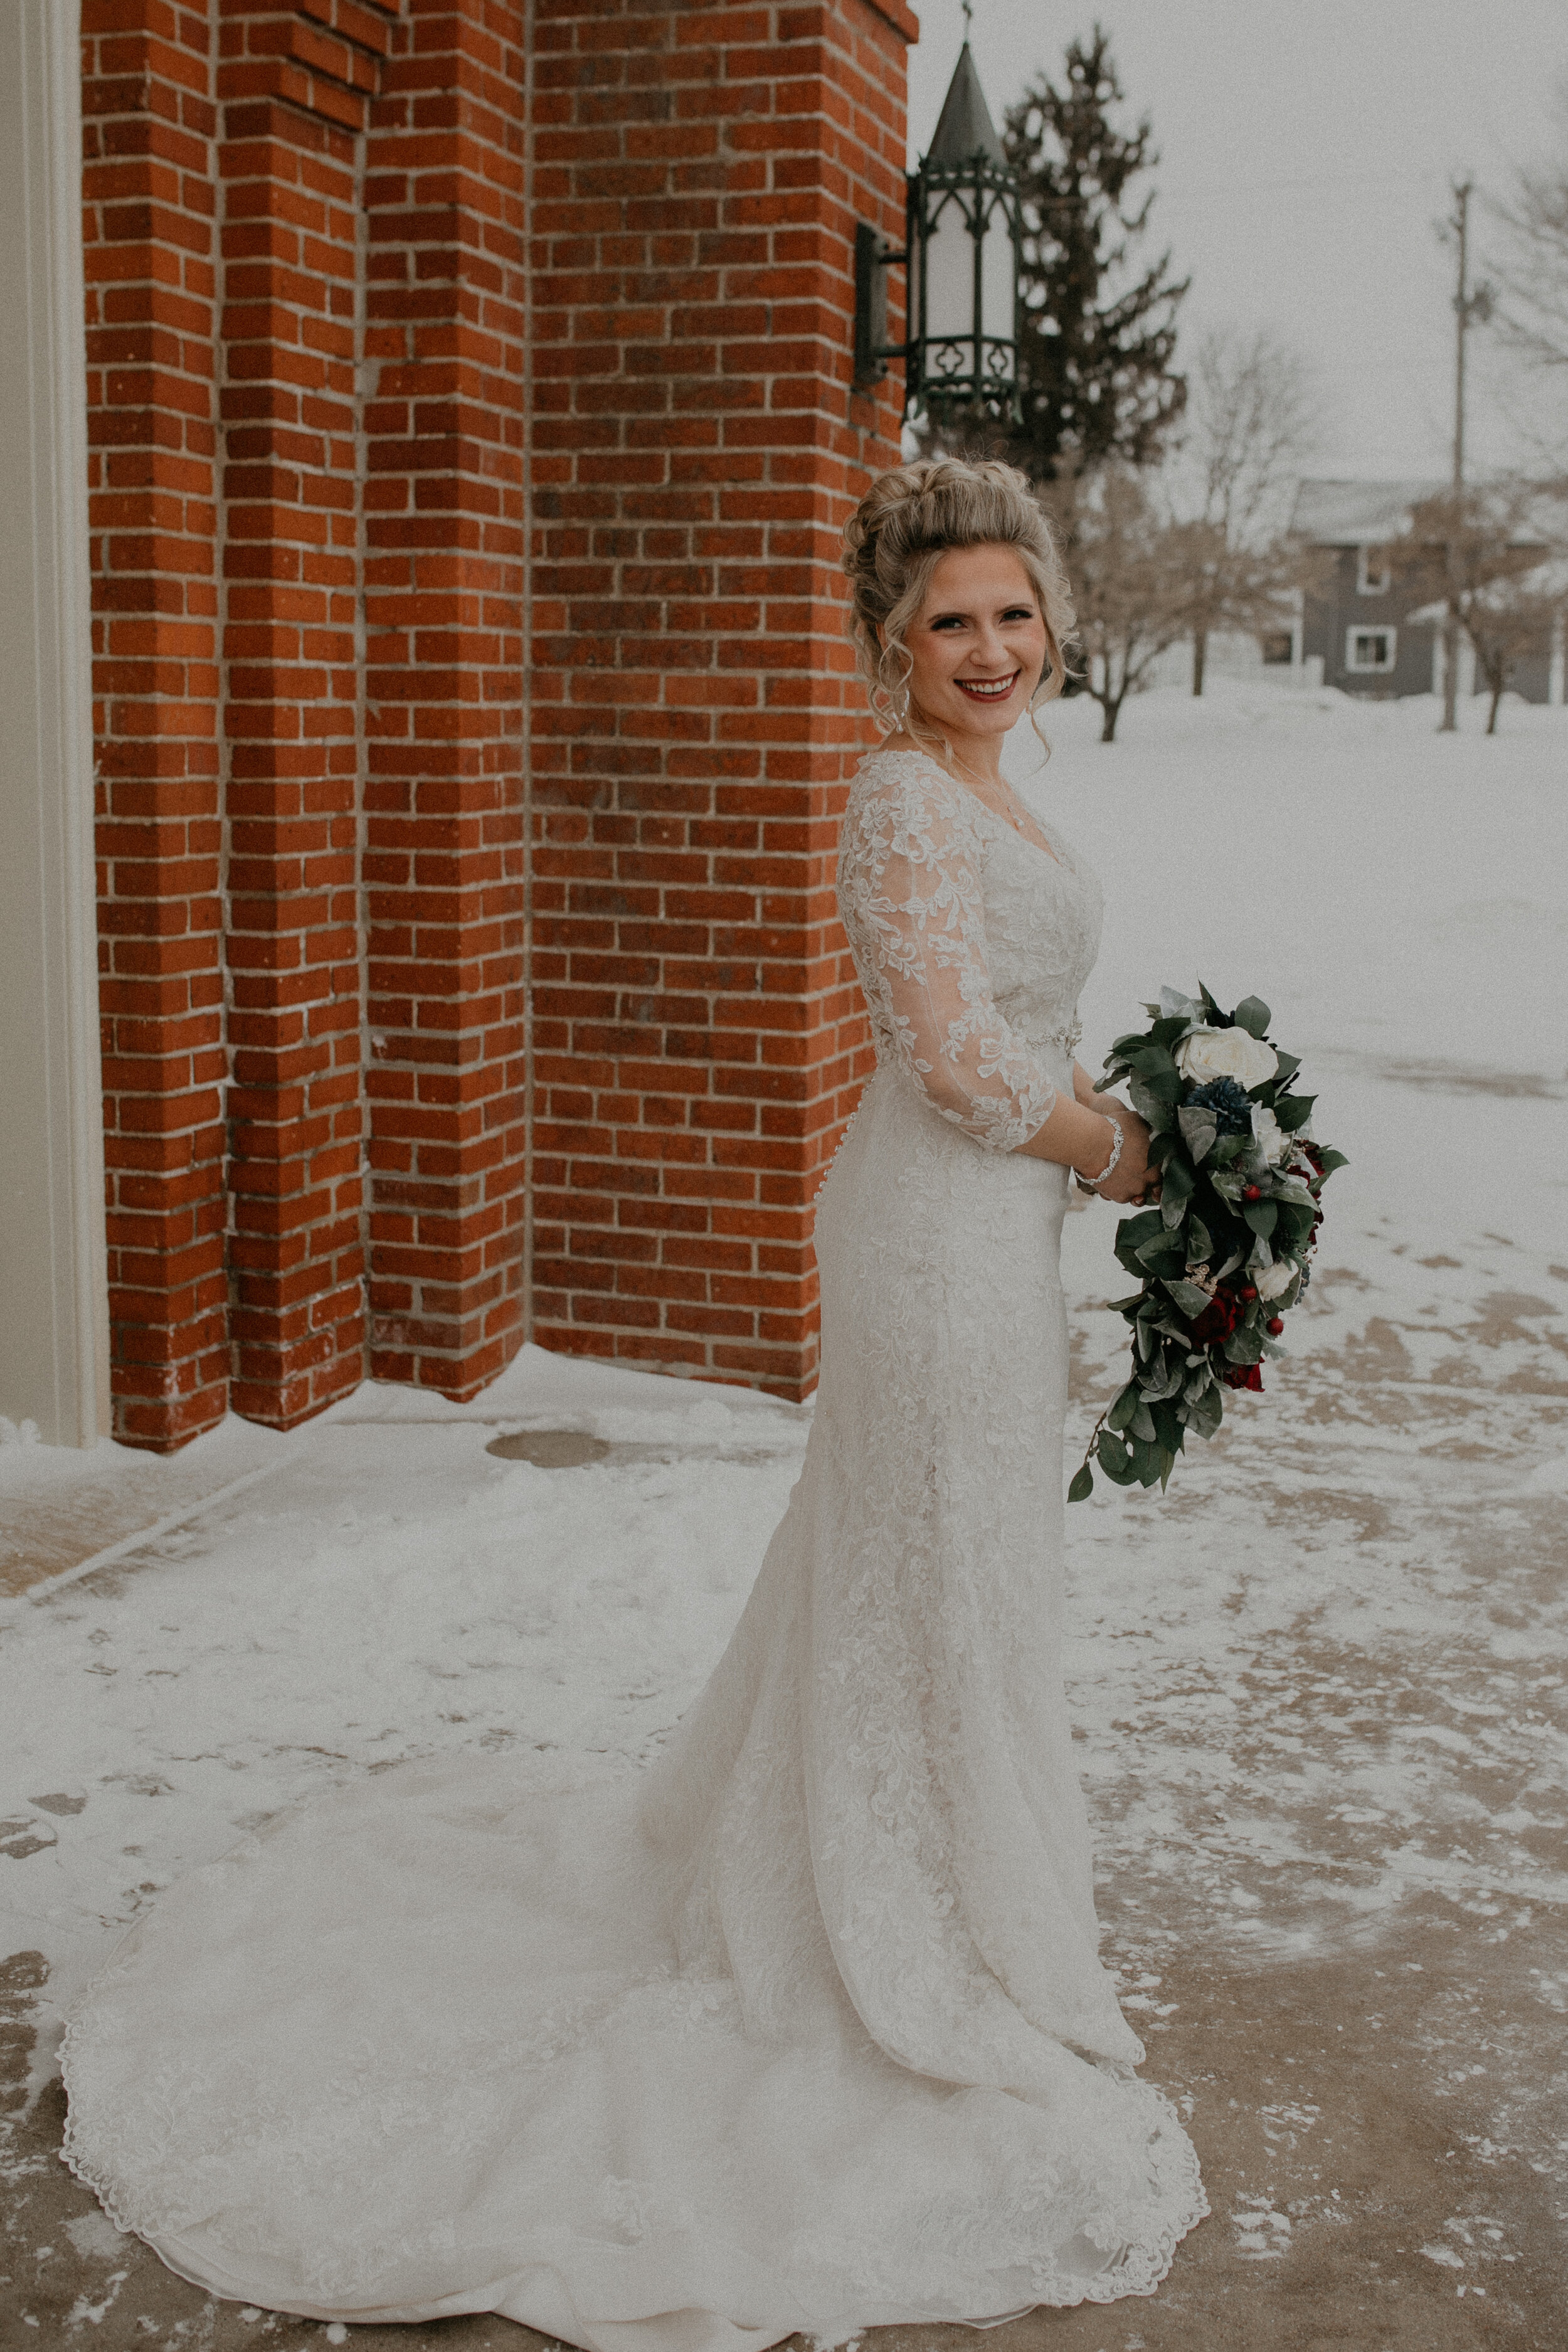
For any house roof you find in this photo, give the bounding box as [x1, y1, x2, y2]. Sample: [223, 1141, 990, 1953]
[1406, 551, 1568, 625]
[1290, 479, 1445, 546]
[1292, 476, 1568, 549]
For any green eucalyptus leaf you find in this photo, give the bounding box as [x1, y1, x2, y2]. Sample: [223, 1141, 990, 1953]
[1233, 995, 1272, 1038]
[1127, 1078, 1166, 1130]
[1151, 1399, 1184, 1452]
[1274, 1093, 1315, 1132]
[1136, 1242, 1187, 1283]
[1177, 1104, 1218, 1164]
[1161, 1155, 1194, 1200]
[1242, 1201, 1278, 1239]
[1128, 1436, 1163, 1487]
[1068, 1463, 1094, 1503]
[1106, 1382, 1142, 1433]
[1187, 1385, 1224, 1440]
[1130, 1402, 1158, 1444]
[1097, 1431, 1139, 1485]
[1116, 1209, 1165, 1250]
[1162, 1276, 1212, 1319]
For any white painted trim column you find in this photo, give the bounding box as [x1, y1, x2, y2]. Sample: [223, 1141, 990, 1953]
[0, 0, 110, 1447]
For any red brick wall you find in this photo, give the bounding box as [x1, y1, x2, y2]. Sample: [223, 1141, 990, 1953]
[83, 0, 228, 1449]
[529, 0, 911, 1397]
[82, 0, 909, 1444]
[361, 3, 529, 1401]
[83, 0, 530, 1449]
[217, 3, 396, 1428]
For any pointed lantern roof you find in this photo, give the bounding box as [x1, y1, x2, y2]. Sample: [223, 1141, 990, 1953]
[924, 41, 1007, 169]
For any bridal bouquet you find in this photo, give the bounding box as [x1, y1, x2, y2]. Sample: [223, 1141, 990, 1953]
[1069, 984, 1347, 1501]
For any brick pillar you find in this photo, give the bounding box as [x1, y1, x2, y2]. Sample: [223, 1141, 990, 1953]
[361, 4, 529, 1399]
[215, 3, 397, 1428]
[530, 0, 913, 1396]
[82, 0, 228, 1449]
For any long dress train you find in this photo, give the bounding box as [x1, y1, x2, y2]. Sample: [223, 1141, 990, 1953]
[59, 745, 1207, 2348]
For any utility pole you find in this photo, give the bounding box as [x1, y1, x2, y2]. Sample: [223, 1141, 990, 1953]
[1439, 181, 1492, 732]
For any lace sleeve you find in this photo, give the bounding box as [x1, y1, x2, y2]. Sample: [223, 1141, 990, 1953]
[842, 766, 1059, 1153]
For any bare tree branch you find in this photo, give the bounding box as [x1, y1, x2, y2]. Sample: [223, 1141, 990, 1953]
[1041, 463, 1192, 740]
[1185, 329, 1320, 542]
[1165, 330, 1324, 690]
[1485, 78, 1568, 469]
[1397, 483, 1568, 734]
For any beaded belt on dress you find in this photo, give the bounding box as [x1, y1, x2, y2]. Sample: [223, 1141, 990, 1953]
[812, 1019, 1083, 1202]
[1037, 1019, 1083, 1054]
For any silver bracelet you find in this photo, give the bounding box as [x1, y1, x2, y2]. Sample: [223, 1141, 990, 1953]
[1074, 1117, 1123, 1196]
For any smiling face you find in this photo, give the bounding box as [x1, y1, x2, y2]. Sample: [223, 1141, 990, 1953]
[899, 544, 1051, 763]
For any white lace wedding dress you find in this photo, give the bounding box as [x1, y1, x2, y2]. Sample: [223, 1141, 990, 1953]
[61, 746, 1206, 2346]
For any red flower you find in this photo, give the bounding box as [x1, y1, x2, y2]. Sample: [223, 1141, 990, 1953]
[1222, 1362, 1264, 1393]
[1189, 1290, 1241, 1347]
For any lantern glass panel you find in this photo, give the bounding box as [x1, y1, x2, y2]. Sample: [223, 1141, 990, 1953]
[980, 196, 1014, 373]
[922, 189, 975, 346]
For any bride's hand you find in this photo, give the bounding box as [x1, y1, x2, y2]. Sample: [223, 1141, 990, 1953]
[1096, 1104, 1160, 1205]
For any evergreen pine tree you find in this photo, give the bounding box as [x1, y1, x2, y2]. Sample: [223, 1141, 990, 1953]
[1003, 26, 1188, 479]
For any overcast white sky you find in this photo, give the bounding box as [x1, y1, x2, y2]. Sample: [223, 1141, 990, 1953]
[907, 0, 1567, 482]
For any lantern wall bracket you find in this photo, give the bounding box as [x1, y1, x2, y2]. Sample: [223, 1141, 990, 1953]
[853, 221, 908, 393]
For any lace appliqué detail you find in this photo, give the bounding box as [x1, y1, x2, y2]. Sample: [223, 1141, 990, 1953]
[837, 760, 1065, 1153]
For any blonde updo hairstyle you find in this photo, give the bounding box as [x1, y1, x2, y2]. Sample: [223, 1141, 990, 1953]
[841, 457, 1076, 765]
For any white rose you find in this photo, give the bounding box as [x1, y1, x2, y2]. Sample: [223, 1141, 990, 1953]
[1251, 1105, 1289, 1165]
[1174, 1027, 1278, 1088]
[1254, 1258, 1297, 1301]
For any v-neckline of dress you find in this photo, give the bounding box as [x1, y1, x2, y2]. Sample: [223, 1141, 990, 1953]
[879, 745, 1064, 869]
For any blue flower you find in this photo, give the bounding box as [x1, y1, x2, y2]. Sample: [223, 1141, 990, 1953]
[1185, 1076, 1253, 1135]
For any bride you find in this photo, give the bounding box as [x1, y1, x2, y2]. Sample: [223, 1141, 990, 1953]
[61, 458, 1207, 2346]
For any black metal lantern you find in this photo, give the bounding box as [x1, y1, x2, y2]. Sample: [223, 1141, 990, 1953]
[854, 37, 1022, 421]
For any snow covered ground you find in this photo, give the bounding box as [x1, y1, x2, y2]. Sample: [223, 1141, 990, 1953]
[2, 681, 1565, 2344]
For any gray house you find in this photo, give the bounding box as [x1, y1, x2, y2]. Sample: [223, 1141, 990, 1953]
[1290, 478, 1566, 704]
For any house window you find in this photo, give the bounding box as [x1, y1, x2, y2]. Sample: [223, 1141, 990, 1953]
[1347, 626, 1396, 674]
[1260, 631, 1294, 665]
[1356, 544, 1390, 596]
